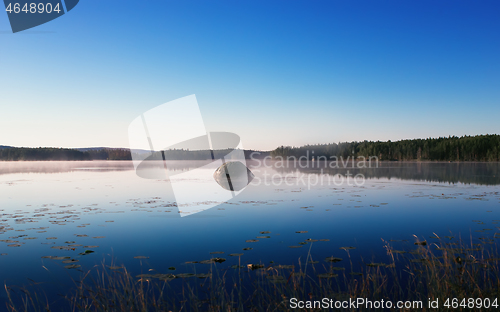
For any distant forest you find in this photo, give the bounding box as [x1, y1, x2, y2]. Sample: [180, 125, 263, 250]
[0, 147, 269, 161]
[271, 135, 500, 161]
[0, 148, 132, 161]
[1, 135, 499, 161]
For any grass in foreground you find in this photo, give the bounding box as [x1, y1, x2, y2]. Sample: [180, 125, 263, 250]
[4, 235, 500, 312]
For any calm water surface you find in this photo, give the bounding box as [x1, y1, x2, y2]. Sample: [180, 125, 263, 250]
[0, 161, 499, 303]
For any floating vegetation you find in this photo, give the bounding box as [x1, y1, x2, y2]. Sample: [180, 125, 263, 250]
[64, 264, 81, 269]
[209, 251, 224, 254]
[196, 273, 210, 278]
[415, 241, 427, 246]
[295, 231, 308, 234]
[65, 241, 76, 244]
[266, 275, 286, 283]
[51, 246, 73, 250]
[247, 264, 264, 270]
[305, 238, 318, 242]
[242, 247, 253, 251]
[84, 245, 99, 248]
[259, 231, 271, 234]
[212, 258, 226, 263]
[42, 256, 70, 260]
[62, 259, 79, 264]
[245, 239, 258, 243]
[79, 250, 95, 255]
[75, 234, 88, 238]
[168, 267, 176, 270]
[256, 236, 270, 239]
[231, 265, 245, 269]
[340, 246, 356, 250]
[366, 263, 390, 267]
[317, 273, 338, 278]
[229, 253, 243, 257]
[325, 257, 342, 263]
[319, 239, 330, 242]
[46, 237, 57, 240]
[176, 273, 195, 278]
[93, 236, 105, 239]
[390, 250, 407, 254]
[107, 266, 123, 270]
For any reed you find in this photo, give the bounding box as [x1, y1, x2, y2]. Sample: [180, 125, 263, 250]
[5, 235, 500, 312]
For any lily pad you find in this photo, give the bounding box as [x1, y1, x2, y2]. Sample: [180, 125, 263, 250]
[317, 273, 338, 278]
[64, 264, 81, 269]
[247, 264, 264, 270]
[196, 273, 211, 278]
[62, 259, 79, 264]
[366, 263, 388, 267]
[212, 258, 226, 263]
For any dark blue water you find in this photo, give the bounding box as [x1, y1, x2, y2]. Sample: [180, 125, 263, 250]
[0, 161, 499, 307]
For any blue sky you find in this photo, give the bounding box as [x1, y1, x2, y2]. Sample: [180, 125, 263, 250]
[1, 0, 499, 150]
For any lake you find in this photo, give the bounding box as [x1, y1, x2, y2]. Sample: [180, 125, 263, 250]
[1, 161, 499, 309]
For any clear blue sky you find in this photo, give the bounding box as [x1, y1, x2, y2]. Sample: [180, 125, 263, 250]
[1, 0, 499, 150]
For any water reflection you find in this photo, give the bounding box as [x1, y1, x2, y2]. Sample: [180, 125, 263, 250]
[2, 161, 498, 185]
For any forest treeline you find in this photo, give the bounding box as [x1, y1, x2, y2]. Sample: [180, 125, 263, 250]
[0, 147, 269, 161]
[271, 135, 500, 161]
[0, 148, 132, 161]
